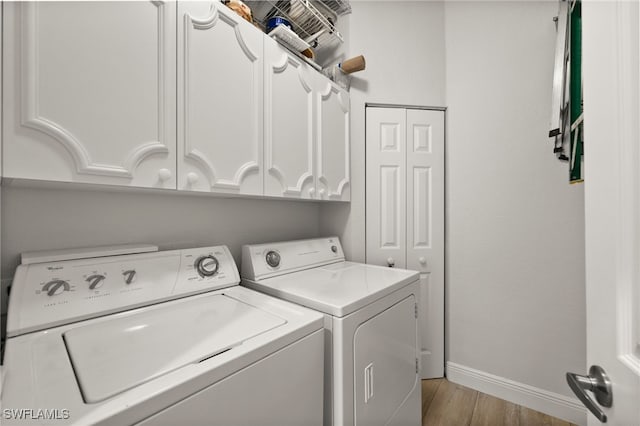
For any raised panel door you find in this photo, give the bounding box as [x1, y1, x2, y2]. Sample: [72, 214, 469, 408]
[177, 2, 263, 194]
[2, 1, 176, 188]
[316, 77, 350, 201]
[263, 38, 315, 199]
[365, 107, 407, 268]
[405, 109, 445, 378]
[581, 2, 640, 423]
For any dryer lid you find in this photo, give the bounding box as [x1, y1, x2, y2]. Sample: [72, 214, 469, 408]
[243, 262, 419, 317]
[63, 294, 286, 403]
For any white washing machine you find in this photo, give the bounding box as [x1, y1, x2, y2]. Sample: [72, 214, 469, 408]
[241, 237, 421, 426]
[1, 244, 324, 426]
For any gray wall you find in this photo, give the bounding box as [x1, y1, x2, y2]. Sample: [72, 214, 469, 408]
[444, 1, 585, 398]
[1, 186, 320, 278]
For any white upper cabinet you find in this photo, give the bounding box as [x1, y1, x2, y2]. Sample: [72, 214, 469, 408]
[177, 2, 263, 194]
[264, 38, 350, 201]
[316, 77, 350, 201]
[2, 2, 349, 201]
[263, 38, 316, 199]
[2, 1, 177, 189]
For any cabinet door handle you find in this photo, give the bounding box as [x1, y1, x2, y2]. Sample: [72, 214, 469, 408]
[186, 172, 199, 185]
[419, 257, 427, 265]
[387, 257, 395, 267]
[308, 188, 316, 196]
[319, 188, 326, 197]
[158, 168, 172, 182]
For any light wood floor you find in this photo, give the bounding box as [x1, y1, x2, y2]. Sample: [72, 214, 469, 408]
[422, 379, 578, 426]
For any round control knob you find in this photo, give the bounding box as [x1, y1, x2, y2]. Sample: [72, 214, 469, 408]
[122, 270, 137, 285]
[42, 279, 70, 296]
[331, 245, 338, 253]
[419, 257, 427, 265]
[265, 250, 281, 268]
[195, 255, 219, 277]
[86, 274, 106, 290]
[387, 257, 395, 268]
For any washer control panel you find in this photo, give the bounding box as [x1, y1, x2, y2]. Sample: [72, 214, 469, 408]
[6, 246, 240, 337]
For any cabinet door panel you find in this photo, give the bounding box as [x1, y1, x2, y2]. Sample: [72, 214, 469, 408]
[2, 1, 176, 188]
[264, 39, 315, 199]
[178, 2, 263, 194]
[317, 80, 350, 201]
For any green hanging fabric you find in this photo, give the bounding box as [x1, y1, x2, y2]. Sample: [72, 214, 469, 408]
[569, 0, 583, 183]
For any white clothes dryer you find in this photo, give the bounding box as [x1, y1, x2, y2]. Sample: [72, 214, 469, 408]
[2, 244, 324, 426]
[241, 237, 421, 426]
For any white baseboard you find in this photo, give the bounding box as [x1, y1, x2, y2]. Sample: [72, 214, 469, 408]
[446, 362, 587, 426]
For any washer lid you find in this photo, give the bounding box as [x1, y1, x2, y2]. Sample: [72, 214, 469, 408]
[63, 294, 286, 403]
[243, 262, 419, 317]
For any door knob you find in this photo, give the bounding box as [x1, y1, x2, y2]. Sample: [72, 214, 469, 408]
[566, 365, 612, 423]
[387, 257, 395, 267]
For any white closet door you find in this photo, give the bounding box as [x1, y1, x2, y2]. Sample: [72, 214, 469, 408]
[366, 106, 445, 380]
[365, 108, 407, 269]
[406, 109, 445, 379]
[177, 1, 263, 194]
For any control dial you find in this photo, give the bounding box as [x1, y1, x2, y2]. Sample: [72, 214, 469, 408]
[42, 279, 70, 296]
[86, 274, 106, 290]
[195, 255, 219, 277]
[122, 270, 137, 285]
[265, 250, 281, 268]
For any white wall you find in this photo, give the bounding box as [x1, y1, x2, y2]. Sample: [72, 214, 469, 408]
[444, 1, 585, 399]
[0, 185, 320, 290]
[320, 1, 446, 261]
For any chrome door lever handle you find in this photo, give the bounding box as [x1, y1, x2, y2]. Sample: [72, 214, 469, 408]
[566, 365, 612, 423]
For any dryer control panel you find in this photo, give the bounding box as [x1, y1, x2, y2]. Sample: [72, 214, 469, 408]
[6, 246, 240, 337]
[241, 237, 345, 281]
